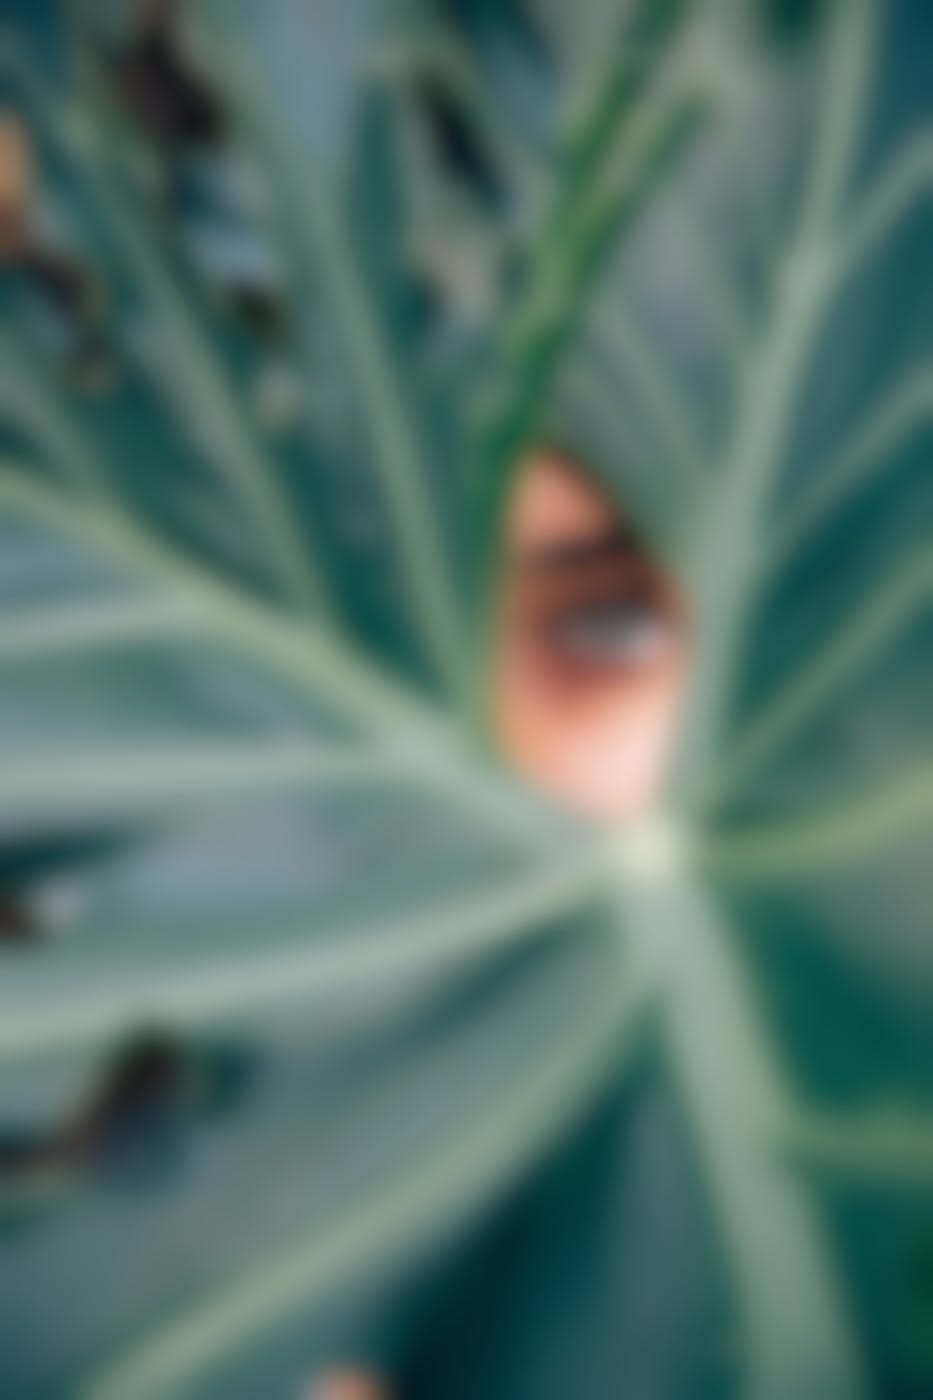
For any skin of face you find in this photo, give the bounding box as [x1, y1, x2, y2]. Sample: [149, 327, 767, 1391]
[307, 1371, 390, 1400]
[493, 449, 688, 822]
[0, 115, 33, 255]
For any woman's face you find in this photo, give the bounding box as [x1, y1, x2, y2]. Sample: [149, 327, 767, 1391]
[493, 449, 688, 822]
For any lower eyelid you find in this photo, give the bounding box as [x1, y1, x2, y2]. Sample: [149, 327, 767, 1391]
[544, 610, 675, 663]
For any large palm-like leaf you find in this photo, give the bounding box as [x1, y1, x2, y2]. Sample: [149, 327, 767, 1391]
[1, 0, 930, 1395]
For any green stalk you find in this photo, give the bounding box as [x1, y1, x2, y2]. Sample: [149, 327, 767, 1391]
[704, 765, 933, 880]
[0, 741, 400, 828]
[0, 596, 195, 660]
[711, 549, 930, 805]
[772, 368, 932, 569]
[0, 331, 111, 497]
[613, 829, 864, 1396]
[5, 40, 332, 622]
[0, 847, 606, 1062]
[679, 0, 878, 802]
[201, 0, 466, 698]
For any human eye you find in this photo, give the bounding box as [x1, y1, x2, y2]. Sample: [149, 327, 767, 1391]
[545, 590, 676, 670]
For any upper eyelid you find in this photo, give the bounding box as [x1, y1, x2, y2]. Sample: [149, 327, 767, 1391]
[527, 565, 656, 603]
[529, 586, 660, 631]
[516, 526, 643, 575]
[514, 564, 652, 612]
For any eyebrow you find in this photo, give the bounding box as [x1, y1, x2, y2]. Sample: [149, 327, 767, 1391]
[518, 525, 642, 574]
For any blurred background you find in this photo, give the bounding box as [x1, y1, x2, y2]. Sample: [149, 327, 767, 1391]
[0, 1, 930, 1396]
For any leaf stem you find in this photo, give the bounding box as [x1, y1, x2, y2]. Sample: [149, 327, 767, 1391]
[704, 765, 933, 880]
[613, 840, 864, 1394]
[712, 549, 930, 805]
[203, 0, 467, 696]
[0, 846, 608, 1061]
[5, 39, 332, 622]
[678, 0, 879, 801]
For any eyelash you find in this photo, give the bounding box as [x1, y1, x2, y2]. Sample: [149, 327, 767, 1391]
[546, 595, 672, 666]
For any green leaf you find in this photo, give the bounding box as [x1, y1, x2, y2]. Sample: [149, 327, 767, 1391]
[2, 0, 929, 1395]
